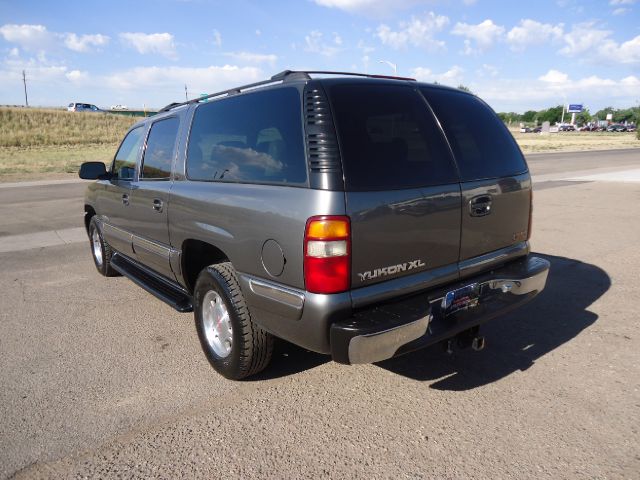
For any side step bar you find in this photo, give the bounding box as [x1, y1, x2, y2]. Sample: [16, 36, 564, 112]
[110, 253, 193, 312]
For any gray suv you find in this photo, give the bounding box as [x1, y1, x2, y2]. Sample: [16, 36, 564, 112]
[79, 70, 549, 380]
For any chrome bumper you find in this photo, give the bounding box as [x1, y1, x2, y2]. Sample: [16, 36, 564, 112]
[334, 255, 550, 365]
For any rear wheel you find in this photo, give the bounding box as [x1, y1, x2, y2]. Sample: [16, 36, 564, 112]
[194, 262, 273, 380]
[88, 217, 119, 277]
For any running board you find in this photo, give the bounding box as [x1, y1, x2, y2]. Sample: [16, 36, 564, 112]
[110, 253, 193, 312]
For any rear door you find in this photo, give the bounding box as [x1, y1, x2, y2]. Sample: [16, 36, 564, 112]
[328, 83, 462, 290]
[420, 88, 531, 273]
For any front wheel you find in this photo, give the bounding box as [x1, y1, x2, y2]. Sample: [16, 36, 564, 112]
[194, 262, 273, 380]
[88, 217, 119, 277]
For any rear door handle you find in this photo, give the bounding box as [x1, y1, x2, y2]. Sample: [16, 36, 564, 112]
[469, 194, 492, 217]
[152, 198, 163, 212]
[122, 194, 129, 206]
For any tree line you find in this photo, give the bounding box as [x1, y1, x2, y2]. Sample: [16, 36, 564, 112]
[497, 106, 640, 126]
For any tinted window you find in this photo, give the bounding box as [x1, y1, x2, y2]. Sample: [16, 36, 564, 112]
[113, 126, 144, 180]
[420, 88, 527, 182]
[141, 117, 179, 179]
[187, 87, 306, 185]
[329, 84, 458, 191]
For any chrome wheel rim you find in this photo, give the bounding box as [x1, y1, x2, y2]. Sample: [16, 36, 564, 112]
[202, 290, 233, 358]
[92, 228, 103, 267]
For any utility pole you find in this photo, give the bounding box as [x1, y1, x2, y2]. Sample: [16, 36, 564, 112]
[184, 84, 188, 101]
[22, 70, 29, 107]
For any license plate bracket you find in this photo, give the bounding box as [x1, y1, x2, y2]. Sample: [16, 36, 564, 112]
[441, 283, 480, 316]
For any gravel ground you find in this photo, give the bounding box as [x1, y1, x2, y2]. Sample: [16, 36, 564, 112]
[1, 168, 639, 479]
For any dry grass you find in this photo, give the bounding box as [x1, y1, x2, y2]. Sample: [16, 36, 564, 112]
[511, 129, 639, 154]
[0, 107, 136, 147]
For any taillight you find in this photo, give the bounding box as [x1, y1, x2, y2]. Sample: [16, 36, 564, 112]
[304, 215, 350, 294]
[527, 188, 533, 241]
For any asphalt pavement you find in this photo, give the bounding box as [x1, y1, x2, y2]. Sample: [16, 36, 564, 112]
[0, 149, 639, 479]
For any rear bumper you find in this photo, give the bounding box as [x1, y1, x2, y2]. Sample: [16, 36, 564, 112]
[330, 255, 550, 364]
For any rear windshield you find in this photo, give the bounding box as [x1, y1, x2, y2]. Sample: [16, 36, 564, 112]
[420, 88, 527, 182]
[329, 84, 458, 191]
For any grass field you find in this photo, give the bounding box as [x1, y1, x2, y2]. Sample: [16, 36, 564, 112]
[0, 107, 638, 181]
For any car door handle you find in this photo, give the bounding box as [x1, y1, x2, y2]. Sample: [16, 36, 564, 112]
[469, 194, 492, 217]
[152, 199, 163, 212]
[122, 194, 129, 206]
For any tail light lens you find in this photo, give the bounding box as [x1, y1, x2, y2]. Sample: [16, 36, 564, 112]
[527, 188, 533, 241]
[304, 216, 350, 294]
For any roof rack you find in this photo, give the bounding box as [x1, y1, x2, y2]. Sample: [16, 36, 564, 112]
[158, 70, 416, 113]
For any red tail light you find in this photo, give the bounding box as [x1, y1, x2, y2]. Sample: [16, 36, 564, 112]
[304, 215, 350, 294]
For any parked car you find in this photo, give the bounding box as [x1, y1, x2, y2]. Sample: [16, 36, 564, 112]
[519, 126, 532, 133]
[559, 124, 576, 132]
[607, 124, 627, 132]
[110, 104, 128, 110]
[68, 102, 103, 113]
[78, 70, 550, 380]
[626, 125, 637, 132]
[533, 126, 542, 133]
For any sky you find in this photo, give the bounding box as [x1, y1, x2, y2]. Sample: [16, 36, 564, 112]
[0, 0, 639, 113]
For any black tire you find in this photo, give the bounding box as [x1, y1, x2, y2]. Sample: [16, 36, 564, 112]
[88, 217, 119, 277]
[194, 262, 274, 380]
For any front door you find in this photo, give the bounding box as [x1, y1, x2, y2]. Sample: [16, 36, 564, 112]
[98, 125, 147, 257]
[126, 116, 181, 279]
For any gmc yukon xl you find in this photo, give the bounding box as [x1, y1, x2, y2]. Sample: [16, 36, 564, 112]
[79, 70, 550, 379]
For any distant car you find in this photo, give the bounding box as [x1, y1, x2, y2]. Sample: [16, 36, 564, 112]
[110, 105, 128, 111]
[519, 127, 532, 133]
[68, 102, 103, 113]
[533, 126, 542, 133]
[559, 124, 576, 132]
[626, 125, 637, 132]
[607, 124, 627, 132]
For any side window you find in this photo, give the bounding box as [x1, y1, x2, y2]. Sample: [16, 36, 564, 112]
[113, 126, 144, 180]
[186, 87, 307, 185]
[141, 117, 179, 180]
[420, 89, 527, 182]
[328, 84, 458, 191]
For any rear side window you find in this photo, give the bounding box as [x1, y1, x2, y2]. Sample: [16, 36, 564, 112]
[186, 87, 306, 185]
[113, 126, 144, 180]
[329, 84, 458, 191]
[420, 89, 527, 182]
[141, 117, 179, 180]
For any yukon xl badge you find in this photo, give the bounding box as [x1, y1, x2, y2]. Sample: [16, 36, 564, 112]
[358, 259, 426, 282]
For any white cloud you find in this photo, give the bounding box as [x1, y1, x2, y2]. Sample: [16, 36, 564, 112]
[64, 33, 109, 52]
[66, 69, 90, 84]
[480, 63, 498, 77]
[612, 7, 629, 14]
[560, 23, 640, 64]
[609, 0, 636, 5]
[224, 51, 278, 65]
[411, 65, 464, 85]
[451, 19, 505, 54]
[539, 69, 569, 83]
[463, 0, 478, 4]
[103, 65, 262, 97]
[304, 31, 342, 56]
[507, 19, 563, 51]
[377, 12, 449, 51]
[0, 24, 53, 51]
[313, 0, 426, 16]
[476, 72, 640, 112]
[120, 32, 177, 59]
[213, 29, 222, 47]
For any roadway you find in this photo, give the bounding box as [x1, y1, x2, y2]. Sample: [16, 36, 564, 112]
[1, 148, 639, 479]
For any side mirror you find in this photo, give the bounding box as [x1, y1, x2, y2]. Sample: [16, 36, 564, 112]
[79, 162, 108, 180]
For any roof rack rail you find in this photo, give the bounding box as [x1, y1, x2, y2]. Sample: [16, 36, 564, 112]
[158, 70, 416, 113]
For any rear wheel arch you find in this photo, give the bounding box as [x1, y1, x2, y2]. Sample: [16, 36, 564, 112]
[181, 239, 229, 293]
